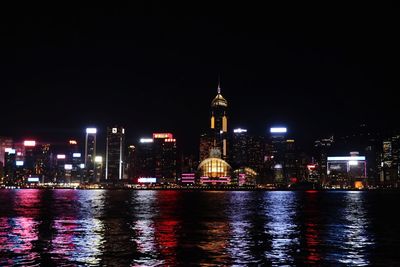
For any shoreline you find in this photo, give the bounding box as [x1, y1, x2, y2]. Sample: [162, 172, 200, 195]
[1, 187, 399, 192]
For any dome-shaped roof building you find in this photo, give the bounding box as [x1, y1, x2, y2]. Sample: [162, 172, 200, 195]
[198, 157, 231, 179]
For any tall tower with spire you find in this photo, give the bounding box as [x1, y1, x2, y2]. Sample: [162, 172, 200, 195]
[210, 80, 228, 160]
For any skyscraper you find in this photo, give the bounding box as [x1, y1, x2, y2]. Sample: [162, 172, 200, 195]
[210, 82, 228, 160]
[105, 126, 125, 182]
[85, 128, 97, 183]
[134, 133, 178, 184]
[126, 145, 136, 181]
[199, 133, 213, 162]
[0, 137, 13, 167]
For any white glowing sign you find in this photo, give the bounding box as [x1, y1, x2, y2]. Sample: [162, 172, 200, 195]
[86, 128, 97, 134]
[328, 156, 366, 161]
[64, 164, 73, 170]
[16, 161, 24, 166]
[233, 128, 247, 133]
[73, 153, 81, 158]
[140, 138, 153, 143]
[138, 178, 157, 183]
[57, 154, 66, 159]
[80, 163, 85, 169]
[5, 148, 15, 154]
[24, 140, 36, 146]
[95, 156, 103, 163]
[27, 177, 39, 182]
[270, 127, 287, 133]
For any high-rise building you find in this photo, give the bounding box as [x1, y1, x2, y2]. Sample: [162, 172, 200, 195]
[0, 137, 13, 167]
[268, 127, 288, 184]
[284, 139, 297, 183]
[66, 140, 83, 183]
[327, 152, 367, 189]
[135, 133, 178, 184]
[95, 156, 104, 182]
[105, 126, 125, 182]
[85, 128, 97, 183]
[197, 81, 232, 185]
[314, 136, 334, 185]
[125, 145, 136, 181]
[230, 128, 248, 169]
[210, 82, 228, 160]
[136, 137, 155, 179]
[35, 144, 51, 183]
[199, 133, 213, 162]
[3, 148, 16, 183]
[380, 135, 400, 187]
[154, 133, 177, 184]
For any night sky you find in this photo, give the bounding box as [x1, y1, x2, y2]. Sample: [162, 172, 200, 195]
[1, 3, 398, 154]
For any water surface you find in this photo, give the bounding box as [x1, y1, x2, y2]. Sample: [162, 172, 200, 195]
[0, 190, 399, 266]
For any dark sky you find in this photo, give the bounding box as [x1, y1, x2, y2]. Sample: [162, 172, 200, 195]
[1, 2, 399, 154]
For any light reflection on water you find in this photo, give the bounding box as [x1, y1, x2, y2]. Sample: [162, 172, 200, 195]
[264, 191, 299, 266]
[0, 190, 397, 266]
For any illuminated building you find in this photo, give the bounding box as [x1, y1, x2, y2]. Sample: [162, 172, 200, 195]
[0, 137, 13, 167]
[105, 126, 125, 182]
[314, 136, 334, 185]
[232, 167, 258, 186]
[268, 127, 288, 184]
[334, 124, 381, 186]
[284, 139, 297, 183]
[135, 133, 178, 184]
[198, 151, 231, 185]
[35, 144, 51, 183]
[230, 128, 248, 168]
[85, 128, 97, 183]
[327, 152, 367, 188]
[210, 82, 228, 160]
[125, 145, 136, 181]
[3, 148, 16, 183]
[199, 133, 213, 162]
[153, 133, 177, 184]
[231, 129, 264, 171]
[380, 135, 400, 187]
[65, 140, 82, 183]
[197, 81, 231, 185]
[95, 156, 104, 181]
[54, 154, 67, 183]
[136, 137, 155, 180]
[230, 128, 263, 184]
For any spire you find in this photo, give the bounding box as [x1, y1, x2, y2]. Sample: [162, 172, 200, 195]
[217, 75, 221, 94]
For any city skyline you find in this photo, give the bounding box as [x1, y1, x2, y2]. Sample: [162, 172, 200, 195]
[1, 3, 399, 156]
